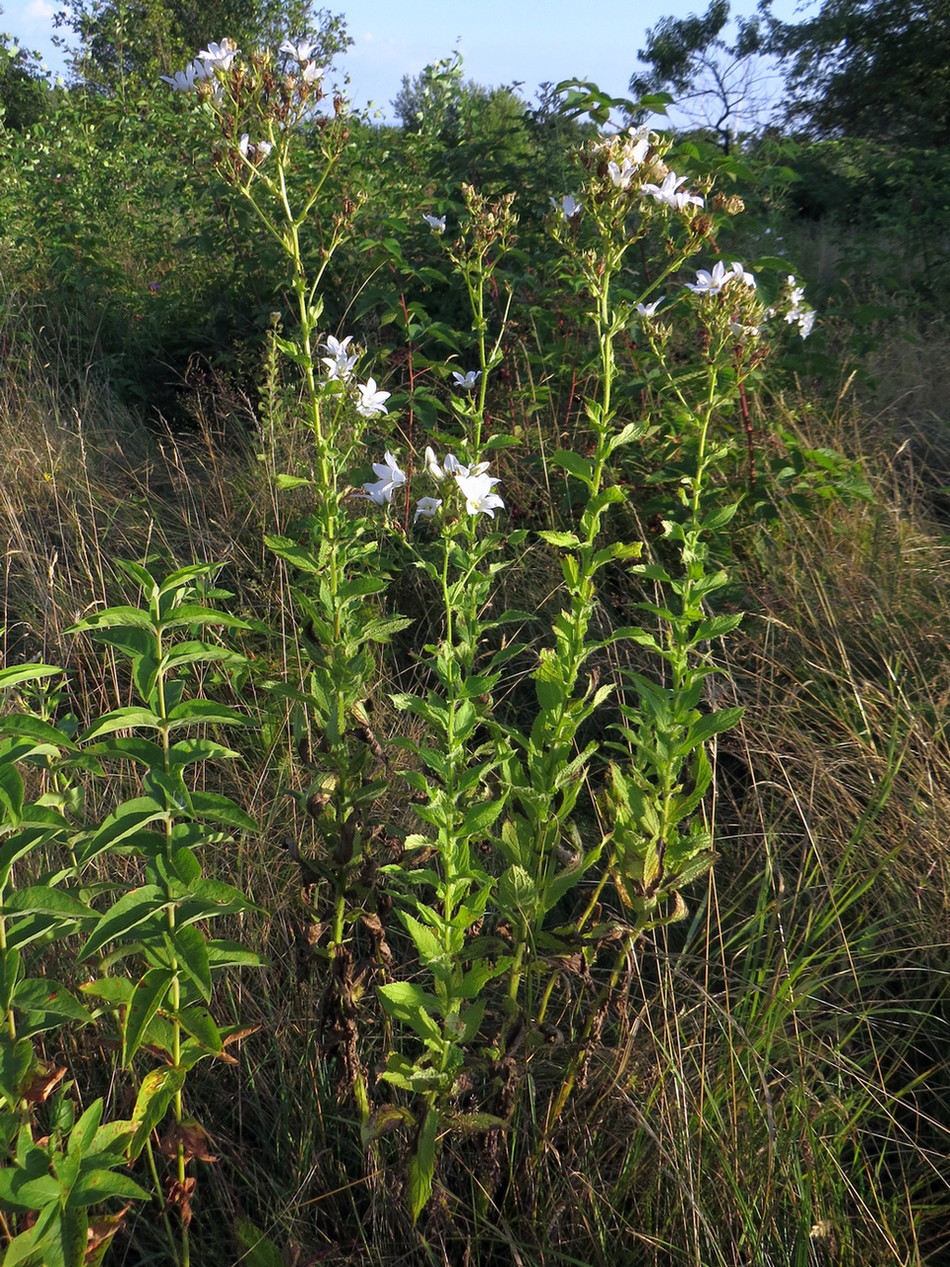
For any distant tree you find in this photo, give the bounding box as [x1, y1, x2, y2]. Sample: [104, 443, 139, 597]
[392, 54, 545, 192]
[392, 54, 465, 135]
[55, 0, 350, 93]
[762, 0, 950, 144]
[0, 14, 51, 129]
[629, 0, 771, 150]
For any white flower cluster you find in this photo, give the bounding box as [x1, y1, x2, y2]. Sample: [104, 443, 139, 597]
[684, 263, 817, 340]
[360, 446, 505, 521]
[551, 194, 582, 223]
[361, 452, 406, 505]
[160, 35, 323, 95]
[686, 260, 756, 296]
[239, 134, 273, 163]
[607, 126, 651, 191]
[780, 274, 816, 338]
[552, 125, 703, 223]
[321, 335, 391, 417]
[278, 40, 323, 84]
[639, 171, 704, 213]
[423, 448, 504, 518]
[160, 37, 240, 89]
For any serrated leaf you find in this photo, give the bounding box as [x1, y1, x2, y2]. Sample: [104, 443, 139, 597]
[680, 707, 744, 751]
[536, 530, 581, 548]
[693, 614, 743, 642]
[361, 1104, 415, 1148]
[605, 420, 646, 456]
[263, 536, 323, 574]
[549, 449, 595, 487]
[700, 502, 740, 532]
[460, 800, 503, 838]
[399, 912, 443, 966]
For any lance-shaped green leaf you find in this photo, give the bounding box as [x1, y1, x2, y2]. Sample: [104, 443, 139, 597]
[0, 664, 62, 691]
[0, 716, 76, 750]
[122, 967, 174, 1066]
[188, 791, 256, 832]
[549, 449, 596, 488]
[0, 1036, 34, 1104]
[74, 799, 168, 865]
[166, 737, 242, 766]
[176, 1004, 222, 1053]
[129, 1066, 186, 1159]
[67, 1166, 148, 1209]
[3, 887, 94, 921]
[232, 1217, 287, 1267]
[13, 979, 91, 1036]
[165, 926, 211, 1000]
[78, 708, 163, 743]
[0, 762, 24, 824]
[68, 607, 157, 634]
[408, 1105, 438, 1222]
[157, 604, 250, 632]
[165, 699, 248, 731]
[79, 736, 164, 767]
[80, 885, 168, 961]
[204, 939, 269, 969]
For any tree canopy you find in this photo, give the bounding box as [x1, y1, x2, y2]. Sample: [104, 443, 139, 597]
[629, 0, 767, 149]
[0, 21, 51, 129]
[764, 0, 950, 144]
[56, 0, 350, 92]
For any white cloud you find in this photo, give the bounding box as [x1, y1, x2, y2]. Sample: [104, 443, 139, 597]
[26, 0, 57, 19]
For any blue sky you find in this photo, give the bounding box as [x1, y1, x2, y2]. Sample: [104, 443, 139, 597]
[2, 0, 805, 120]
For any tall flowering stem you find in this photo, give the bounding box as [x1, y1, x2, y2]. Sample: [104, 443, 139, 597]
[495, 128, 707, 1028]
[537, 179, 762, 1137]
[428, 184, 517, 463]
[364, 455, 517, 1219]
[165, 43, 407, 1118]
